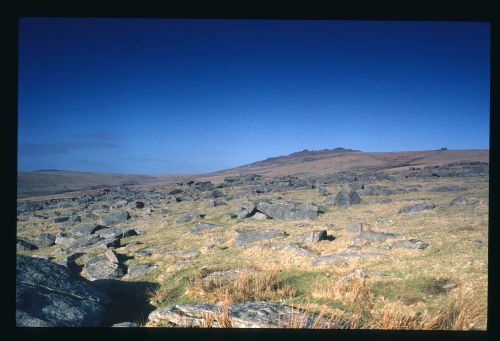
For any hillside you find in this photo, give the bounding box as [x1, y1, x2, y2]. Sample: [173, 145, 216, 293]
[197, 148, 489, 182]
[17, 170, 197, 199]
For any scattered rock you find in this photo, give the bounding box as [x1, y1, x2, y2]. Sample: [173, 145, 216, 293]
[100, 211, 131, 225]
[83, 252, 125, 281]
[330, 185, 362, 208]
[351, 231, 399, 245]
[474, 240, 484, 248]
[54, 216, 71, 223]
[262, 243, 315, 256]
[391, 239, 429, 250]
[301, 230, 328, 243]
[127, 264, 158, 279]
[71, 223, 107, 237]
[96, 227, 138, 239]
[148, 301, 347, 328]
[255, 201, 319, 221]
[235, 229, 288, 246]
[17, 237, 39, 251]
[252, 212, 269, 220]
[16, 255, 111, 327]
[201, 268, 259, 284]
[449, 195, 479, 206]
[112, 321, 140, 327]
[399, 202, 435, 213]
[190, 222, 222, 235]
[211, 197, 227, 207]
[312, 252, 386, 266]
[37, 233, 56, 248]
[429, 185, 466, 192]
[236, 203, 258, 219]
[176, 211, 204, 224]
[346, 222, 367, 233]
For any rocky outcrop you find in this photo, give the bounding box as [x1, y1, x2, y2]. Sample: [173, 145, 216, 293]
[148, 301, 348, 328]
[16, 255, 111, 327]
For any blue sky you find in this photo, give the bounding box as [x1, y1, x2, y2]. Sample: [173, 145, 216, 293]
[18, 18, 490, 174]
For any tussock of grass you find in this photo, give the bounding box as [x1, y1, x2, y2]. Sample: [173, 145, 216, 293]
[365, 296, 481, 330]
[185, 270, 297, 303]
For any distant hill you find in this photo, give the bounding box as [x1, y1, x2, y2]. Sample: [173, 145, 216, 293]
[17, 171, 196, 199]
[197, 148, 489, 182]
[18, 148, 489, 198]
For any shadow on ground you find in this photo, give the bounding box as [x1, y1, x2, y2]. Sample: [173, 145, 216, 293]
[92, 279, 159, 326]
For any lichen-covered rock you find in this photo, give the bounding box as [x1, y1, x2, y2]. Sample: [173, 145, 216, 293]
[190, 222, 222, 235]
[334, 185, 362, 208]
[391, 239, 429, 250]
[99, 211, 130, 225]
[82, 251, 125, 281]
[148, 301, 348, 328]
[235, 229, 288, 246]
[255, 201, 319, 221]
[16, 255, 111, 327]
[301, 230, 328, 243]
[399, 202, 435, 213]
[312, 252, 386, 266]
[176, 211, 204, 224]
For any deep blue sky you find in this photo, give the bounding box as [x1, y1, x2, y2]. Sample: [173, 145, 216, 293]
[18, 18, 490, 174]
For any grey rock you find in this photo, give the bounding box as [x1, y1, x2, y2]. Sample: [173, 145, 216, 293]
[252, 212, 269, 220]
[449, 195, 479, 206]
[347, 222, 367, 233]
[399, 202, 436, 213]
[236, 203, 258, 219]
[323, 196, 337, 206]
[474, 239, 484, 248]
[210, 189, 224, 198]
[429, 185, 466, 192]
[332, 186, 362, 208]
[235, 229, 288, 246]
[190, 222, 222, 235]
[71, 223, 107, 237]
[201, 268, 259, 284]
[212, 197, 227, 207]
[99, 211, 130, 225]
[127, 264, 158, 279]
[66, 234, 102, 249]
[351, 231, 399, 245]
[148, 301, 348, 328]
[16, 255, 111, 327]
[312, 252, 386, 266]
[301, 230, 328, 243]
[37, 233, 56, 248]
[95, 227, 138, 239]
[176, 211, 204, 224]
[255, 201, 319, 221]
[262, 243, 315, 256]
[83, 253, 125, 281]
[54, 216, 71, 223]
[112, 321, 140, 327]
[55, 233, 78, 247]
[17, 237, 39, 251]
[391, 239, 429, 250]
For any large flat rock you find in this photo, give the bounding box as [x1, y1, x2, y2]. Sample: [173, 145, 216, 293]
[235, 229, 288, 246]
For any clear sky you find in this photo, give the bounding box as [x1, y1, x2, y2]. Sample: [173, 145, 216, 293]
[18, 18, 490, 174]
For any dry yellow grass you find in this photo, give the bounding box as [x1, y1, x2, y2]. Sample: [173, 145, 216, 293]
[186, 269, 297, 303]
